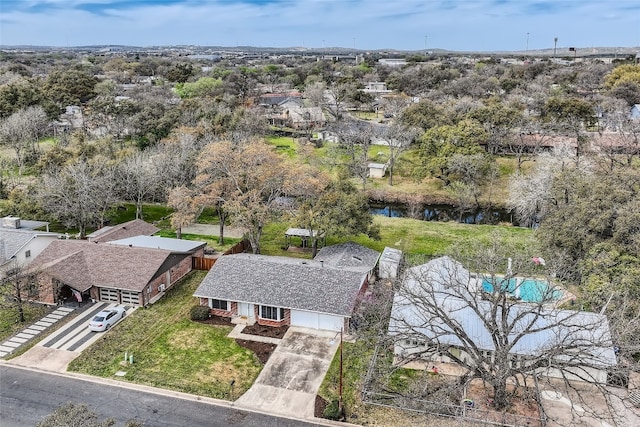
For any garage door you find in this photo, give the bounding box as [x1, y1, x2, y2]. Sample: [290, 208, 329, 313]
[290, 310, 343, 331]
[100, 288, 119, 302]
[120, 290, 139, 305]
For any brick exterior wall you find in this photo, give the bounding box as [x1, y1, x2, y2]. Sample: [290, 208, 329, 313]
[254, 305, 291, 327]
[169, 255, 193, 286]
[36, 276, 56, 305]
[200, 298, 237, 318]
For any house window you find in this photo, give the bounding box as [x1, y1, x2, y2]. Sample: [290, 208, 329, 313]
[210, 299, 229, 311]
[25, 250, 31, 258]
[260, 305, 284, 321]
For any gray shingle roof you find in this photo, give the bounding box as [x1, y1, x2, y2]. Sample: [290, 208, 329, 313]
[0, 229, 61, 265]
[29, 239, 172, 292]
[193, 253, 367, 316]
[86, 219, 159, 243]
[313, 242, 380, 273]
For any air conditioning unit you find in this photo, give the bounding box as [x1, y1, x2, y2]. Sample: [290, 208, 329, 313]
[158, 284, 166, 292]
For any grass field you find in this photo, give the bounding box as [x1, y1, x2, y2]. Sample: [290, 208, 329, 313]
[258, 216, 533, 259]
[67, 272, 263, 399]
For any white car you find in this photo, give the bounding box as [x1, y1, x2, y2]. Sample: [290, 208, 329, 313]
[88, 307, 126, 332]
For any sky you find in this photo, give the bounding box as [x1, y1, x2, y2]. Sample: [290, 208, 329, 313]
[1, 0, 639, 52]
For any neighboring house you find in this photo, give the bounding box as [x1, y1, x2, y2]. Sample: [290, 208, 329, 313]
[363, 81, 392, 94]
[313, 241, 380, 282]
[0, 217, 62, 276]
[29, 236, 205, 306]
[87, 219, 159, 243]
[194, 243, 380, 331]
[389, 256, 617, 384]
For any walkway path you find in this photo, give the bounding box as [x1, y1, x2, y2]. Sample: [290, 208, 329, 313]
[0, 306, 75, 358]
[181, 223, 245, 239]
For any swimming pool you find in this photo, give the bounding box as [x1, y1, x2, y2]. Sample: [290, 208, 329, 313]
[481, 277, 561, 303]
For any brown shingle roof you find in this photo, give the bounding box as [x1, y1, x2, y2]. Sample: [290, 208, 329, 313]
[87, 219, 159, 243]
[30, 239, 171, 292]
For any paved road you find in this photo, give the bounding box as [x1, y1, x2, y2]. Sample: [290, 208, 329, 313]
[0, 365, 328, 427]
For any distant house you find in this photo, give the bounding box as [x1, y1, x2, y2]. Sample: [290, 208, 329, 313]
[87, 219, 159, 243]
[0, 216, 62, 275]
[257, 92, 303, 108]
[363, 82, 392, 94]
[193, 243, 380, 331]
[29, 236, 205, 306]
[388, 257, 617, 384]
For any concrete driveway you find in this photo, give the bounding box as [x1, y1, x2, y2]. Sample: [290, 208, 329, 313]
[234, 327, 340, 419]
[8, 302, 133, 373]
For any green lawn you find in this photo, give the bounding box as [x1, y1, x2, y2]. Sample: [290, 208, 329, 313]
[0, 303, 51, 342]
[259, 216, 533, 258]
[67, 272, 263, 399]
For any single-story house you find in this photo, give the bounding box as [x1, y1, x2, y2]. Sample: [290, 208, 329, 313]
[194, 244, 380, 331]
[29, 236, 205, 306]
[87, 218, 160, 243]
[389, 256, 617, 384]
[0, 217, 62, 276]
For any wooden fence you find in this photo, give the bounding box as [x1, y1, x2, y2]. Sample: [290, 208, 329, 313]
[192, 240, 252, 271]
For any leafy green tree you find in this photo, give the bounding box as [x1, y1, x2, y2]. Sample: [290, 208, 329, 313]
[43, 68, 98, 109]
[400, 99, 449, 131]
[542, 97, 594, 157]
[293, 175, 379, 256]
[419, 119, 487, 184]
[0, 78, 42, 118]
[174, 77, 223, 98]
[166, 63, 194, 83]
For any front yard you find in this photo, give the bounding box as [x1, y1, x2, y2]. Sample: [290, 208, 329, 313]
[68, 272, 263, 399]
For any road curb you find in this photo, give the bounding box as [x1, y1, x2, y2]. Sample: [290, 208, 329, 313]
[0, 362, 361, 427]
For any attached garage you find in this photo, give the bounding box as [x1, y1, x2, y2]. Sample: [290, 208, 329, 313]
[290, 310, 345, 331]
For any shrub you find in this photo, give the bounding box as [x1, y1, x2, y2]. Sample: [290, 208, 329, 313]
[190, 305, 209, 321]
[323, 399, 343, 420]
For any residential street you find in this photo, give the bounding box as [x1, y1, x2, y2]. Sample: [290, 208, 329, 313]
[0, 365, 329, 427]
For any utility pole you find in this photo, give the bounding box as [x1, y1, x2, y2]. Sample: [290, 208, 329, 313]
[553, 37, 558, 58]
[338, 327, 344, 419]
[526, 32, 529, 53]
[424, 35, 428, 51]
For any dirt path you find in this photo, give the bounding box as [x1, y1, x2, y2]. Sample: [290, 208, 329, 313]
[181, 224, 244, 239]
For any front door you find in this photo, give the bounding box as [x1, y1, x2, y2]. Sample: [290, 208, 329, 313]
[238, 302, 254, 318]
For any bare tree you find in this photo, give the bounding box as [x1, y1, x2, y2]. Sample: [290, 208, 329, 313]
[116, 150, 162, 220]
[380, 123, 419, 186]
[39, 160, 115, 238]
[193, 140, 293, 254]
[0, 105, 48, 174]
[167, 186, 200, 239]
[37, 402, 117, 427]
[389, 240, 636, 425]
[0, 261, 38, 324]
[507, 144, 589, 228]
[331, 119, 375, 189]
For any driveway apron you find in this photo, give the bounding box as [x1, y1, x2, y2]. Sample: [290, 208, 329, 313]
[234, 327, 340, 419]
